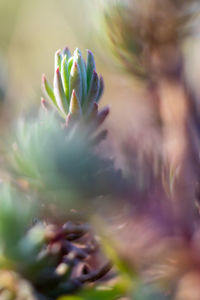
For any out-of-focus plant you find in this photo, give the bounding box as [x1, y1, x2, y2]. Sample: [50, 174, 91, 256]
[7, 49, 126, 210]
[0, 184, 115, 299]
[0, 47, 124, 299]
[8, 111, 124, 210]
[0, 184, 36, 267]
[102, 0, 199, 79]
[1, 1, 200, 300]
[102, 0, 200, 232]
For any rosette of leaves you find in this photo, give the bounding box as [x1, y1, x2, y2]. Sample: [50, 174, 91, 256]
[42, 47, 106, 126]
[0, 184, 113, 299]
[8, 112, 124, 208]
[0, 184, 43, 299]
[6, 46, 126, 206]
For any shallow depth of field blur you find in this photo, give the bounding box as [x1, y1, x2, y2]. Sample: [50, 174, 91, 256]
[2, 0, 200, 299]
[0, 0, 165, 139]
[0, 0, 199, 141]
[1, 0, 200, 157]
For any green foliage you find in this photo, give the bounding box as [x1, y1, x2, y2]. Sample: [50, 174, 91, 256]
[8, 112, 124, 209]
[42, 48, 104, 120]
[59, 285, 125, 300]
[0, 185, 37, 266]
[2, 2, 200, 299]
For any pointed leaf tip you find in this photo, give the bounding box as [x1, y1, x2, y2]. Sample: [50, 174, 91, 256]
[88, 101, 98, 120]
[87, 49, 93, 55]
[41, 97, 48, 111]
[41, 97, 45, 104]
[70, 61, 78, 76]
[73, 48, 87, 103]
[63, 47, 69, 51]
[99, 75, 104, 85]
[97, 106, 110, 125]
[54, 67, 68, 116]
[63, 47, 71, 57]
[87, 50, 96, 89]
[69, 89, 82, 115]
[41, 74, 58, 109]
[74, 48, 81, 55]
[42, 74, 46, 83]
[96, 75, 104, 102]
[94, 102, 98, 110]
[55, 50, 62, 71]
[55, 49, 62, 61]
[69, 62, 82, 103]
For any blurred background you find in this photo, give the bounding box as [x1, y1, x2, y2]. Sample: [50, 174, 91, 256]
[0, 0, 162, 145]
[1, 0, 200, 179]
[2, 2, 200, 298]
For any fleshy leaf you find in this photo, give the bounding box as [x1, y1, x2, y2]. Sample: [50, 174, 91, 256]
[62, 47, 71, 60]
[61, 55, 69, 102]
[69, 61, 82, 104]
[96, 75, 104, 103]
[87, 71, 100, 105]
[74, 48, 87, 103]
[53, 67, 68, 116]
[69, 90, 82, 115]
[86, 50, 96, 91]
[54, 49, 62, 72]
[42, 75, 57, 108]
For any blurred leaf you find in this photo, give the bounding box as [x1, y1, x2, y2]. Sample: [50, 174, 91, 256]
[8, 112, 125, 211]
[132, 283, 170, 300]
[92, 216, 137, 288]
[59, 284, 126, 300]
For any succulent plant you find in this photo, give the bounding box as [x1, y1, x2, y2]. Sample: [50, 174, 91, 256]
[0, 184, 112, 300]
[8, 112, 124, 209]
[42, 48, 105, 123]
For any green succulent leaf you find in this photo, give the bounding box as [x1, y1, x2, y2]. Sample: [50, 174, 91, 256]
[87, 71, 100, 105]
[42, 75, 58, 108]
[96, 76, 104, 103]
[73, 48, 87, 103]
[61, 55, 69, 102]
[86, 50, 96, 91]
[42, 47, 106, 124]
[69, 90, 82, 116]
[54, 67, 68, 116]
[55, 49, 62, 71]
[62, 47, 71, 60]
[69, 61, 82, 105]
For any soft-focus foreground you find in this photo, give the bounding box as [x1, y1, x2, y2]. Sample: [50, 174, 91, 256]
[1, 0, 200, 299]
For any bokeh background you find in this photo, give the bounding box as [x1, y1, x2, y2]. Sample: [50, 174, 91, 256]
[1, 3, 200, 298]
[0, 0, 165, 144]
[1, 0, 200, 157]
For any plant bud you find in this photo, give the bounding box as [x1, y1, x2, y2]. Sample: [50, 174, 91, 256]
[42, 47, 106, 125]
